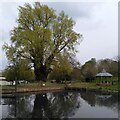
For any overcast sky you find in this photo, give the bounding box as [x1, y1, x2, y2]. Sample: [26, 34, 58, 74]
[0, 0, 118, 70]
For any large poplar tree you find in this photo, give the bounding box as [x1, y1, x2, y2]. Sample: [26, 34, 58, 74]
[3, 2, 82, 81]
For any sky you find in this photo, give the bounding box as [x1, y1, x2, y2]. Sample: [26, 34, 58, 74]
[0, 0, 118, 70]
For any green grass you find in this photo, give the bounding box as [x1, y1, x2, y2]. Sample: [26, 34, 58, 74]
[1, 77, 119, 92]
[69, 77, 119, 92]
[69, 82, 119, 91]
[1, 81, 65, 92]
[1, 85, 15, 90]
[18, 81, 65, 89]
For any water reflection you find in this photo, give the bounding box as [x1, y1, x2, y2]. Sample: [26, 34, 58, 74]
[80, 91, 118, 112]
[1, 91, 118, 119]
[32, 92, 80, 119]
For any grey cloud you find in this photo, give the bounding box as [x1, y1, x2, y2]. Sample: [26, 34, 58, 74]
[1, 2, 19, 21]
[0, 55, 8, 70]
[1, 2, 97, 43]
[118, 2, 120, 58]
[1, 2, 20, 42]
[42, 2, 96, 20]
[1, 2, 94, 22]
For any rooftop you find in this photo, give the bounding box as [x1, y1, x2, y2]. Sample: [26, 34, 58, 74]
[96, 69, 112, 77]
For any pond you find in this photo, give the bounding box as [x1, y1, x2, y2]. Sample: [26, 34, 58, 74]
[0, 90, 119, 119]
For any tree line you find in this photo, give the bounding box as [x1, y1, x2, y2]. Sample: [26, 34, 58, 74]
[3, 57, 118, 83]
[49, 57, 118, 82]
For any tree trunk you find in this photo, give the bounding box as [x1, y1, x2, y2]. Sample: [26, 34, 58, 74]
[34, 65, 48, 82]
[32, 94, 48, 118]
[32, 94, 54, 118]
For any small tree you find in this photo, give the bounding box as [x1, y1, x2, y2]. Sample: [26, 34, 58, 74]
[4, 59, 34, 81]
[81, 58, 97, 82]
[70, 67, 81, 81]
[48, 54, 73, 83]
[3, 2, 82, 81]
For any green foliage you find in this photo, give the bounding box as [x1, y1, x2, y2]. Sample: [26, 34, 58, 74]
[3, 59, 35, 81]
[3, 2, 81, 81]
[97, 58, 118, 77]
[81, 58, 97, 82]
[80, 58, 118, 82]
[48, 54, 73, 82]
[70, 67, 81, 81]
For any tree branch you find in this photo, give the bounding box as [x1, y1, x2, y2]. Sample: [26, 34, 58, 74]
[57, 40, 70, 53]
[17, 51, 33, 61]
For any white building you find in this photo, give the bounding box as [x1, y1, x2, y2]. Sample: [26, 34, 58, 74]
[0, 77, 12, 85]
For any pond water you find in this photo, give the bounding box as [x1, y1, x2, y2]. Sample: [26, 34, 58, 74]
[0, 90, 119, 119]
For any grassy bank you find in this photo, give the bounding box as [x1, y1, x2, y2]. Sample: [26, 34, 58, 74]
[69, 82, 118, 92]
[1, 77, 119, 93]
[1, 81, 65, 93]
[68, 77, 119, 92]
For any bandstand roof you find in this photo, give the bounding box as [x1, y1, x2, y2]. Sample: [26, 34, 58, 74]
[96, 69, 112, 77]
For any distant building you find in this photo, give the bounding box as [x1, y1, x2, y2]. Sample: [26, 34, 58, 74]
[96, 69, 112, 78]
[0, 77, 12, 85]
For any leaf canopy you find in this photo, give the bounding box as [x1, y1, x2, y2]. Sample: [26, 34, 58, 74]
[3, 2, 82, 74]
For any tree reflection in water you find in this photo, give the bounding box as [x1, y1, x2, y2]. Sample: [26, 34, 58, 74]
[80, 91, 118, 112]
[2, 94, 35, 118]
[1, 91, 118, 119]
[32, 92, 81, 119]
[2, 91, 81, 119]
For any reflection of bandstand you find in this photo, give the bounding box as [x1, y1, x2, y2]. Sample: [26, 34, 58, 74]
[95, 94, 112, 100]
